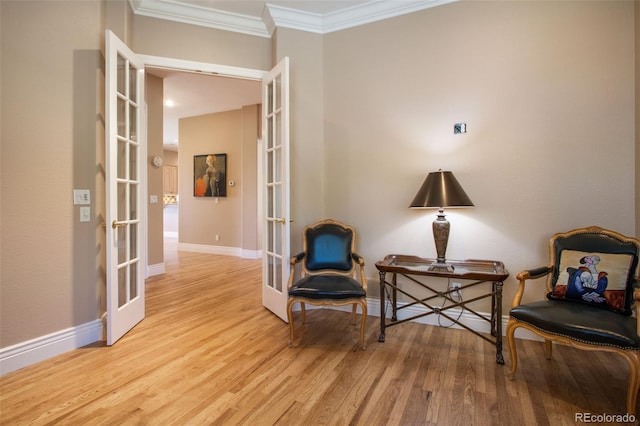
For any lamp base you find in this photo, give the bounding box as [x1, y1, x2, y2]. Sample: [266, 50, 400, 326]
[428, 262, 455, 272]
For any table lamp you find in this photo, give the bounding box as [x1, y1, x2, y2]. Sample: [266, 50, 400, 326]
[409, 170, 474, 271]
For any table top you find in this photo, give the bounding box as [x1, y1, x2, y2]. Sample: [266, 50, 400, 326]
[375, 254, 509, 281]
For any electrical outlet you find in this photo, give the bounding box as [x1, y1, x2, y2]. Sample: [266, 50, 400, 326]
[215, 234, 220, 241]
[450, 282, 462, 301]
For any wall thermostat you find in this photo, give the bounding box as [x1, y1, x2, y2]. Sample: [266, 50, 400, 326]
[152, 155, 163, 167]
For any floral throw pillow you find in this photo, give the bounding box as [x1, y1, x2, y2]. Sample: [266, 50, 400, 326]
[548, 249, 635, 314]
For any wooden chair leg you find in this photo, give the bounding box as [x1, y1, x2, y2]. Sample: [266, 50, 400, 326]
[544, 340, 553, 360]
[358, 301, 367, 350]
[624, 351, 640, 415]
[506, 319, 518, 380]
[287, 300, 295, 348]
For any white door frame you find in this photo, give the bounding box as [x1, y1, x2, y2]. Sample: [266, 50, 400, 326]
[139, 55, 267, 263]
[140, 54, 267, 254]
[139, 55, 266, 81]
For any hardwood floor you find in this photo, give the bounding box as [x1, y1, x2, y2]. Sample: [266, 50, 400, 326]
[0, 244, 635, 425]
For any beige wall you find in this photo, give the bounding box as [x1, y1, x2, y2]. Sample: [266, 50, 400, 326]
[322, 1, 636, 304]
[272, 28, 325, 255]
[131, 15, 271, 71]
[240, 104, 261, 253]
[163, 150, 179, 167]
[178, 107, 260, 251]
[146, 73, 164, 266]
[1, 0, 105, 346]
[104, 0, 133, 45]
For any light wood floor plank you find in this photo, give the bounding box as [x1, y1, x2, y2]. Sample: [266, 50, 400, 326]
[1, 246, 636, 425]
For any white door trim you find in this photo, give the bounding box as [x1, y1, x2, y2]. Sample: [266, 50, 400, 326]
[139, 55, 266, 81]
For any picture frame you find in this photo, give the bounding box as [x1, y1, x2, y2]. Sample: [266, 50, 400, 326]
[194, 153, 227, 197]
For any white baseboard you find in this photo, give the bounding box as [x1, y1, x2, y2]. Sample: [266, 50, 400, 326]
[178, 243, 263, 260]
[242, 249, 262, 259]
[0, 319, 103, 376]
[178, 242, 243, 257]
[147, 262, 166, 277]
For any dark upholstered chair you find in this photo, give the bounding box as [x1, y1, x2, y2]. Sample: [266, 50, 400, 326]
[506, 226, 640, 414]
[287, 219, 368, 349]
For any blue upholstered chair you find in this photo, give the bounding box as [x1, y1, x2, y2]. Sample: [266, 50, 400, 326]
[506, 226, 640, 414]
[287, 219, 368, 349]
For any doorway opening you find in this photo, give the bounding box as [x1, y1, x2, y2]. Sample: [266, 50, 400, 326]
[145, 65, 262, 267]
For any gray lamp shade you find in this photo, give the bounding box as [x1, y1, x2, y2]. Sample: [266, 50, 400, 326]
[409, 170, 474, 208]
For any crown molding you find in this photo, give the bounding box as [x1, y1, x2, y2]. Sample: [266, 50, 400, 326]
[263, 4, 323, 35]
[130, 0, 457, 38]
[129, 0, 271, 38]
[266, 0, 457, 35]
[322, 0, 457, 33]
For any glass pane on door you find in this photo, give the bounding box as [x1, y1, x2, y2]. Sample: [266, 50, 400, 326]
[117, 140, 126, 179]
[130, 223, 138, 259]
[274, 75, 281, 110]
[267, 150, 274, 183]
[129, 182, 137, 220]
[128, 63, 137, 103]
[274, 263, 282, 292]
[117, 99, 126, 137]
[274, 183, 282, 219]
[129, 104, 137, 141]
[118, 266, 127, 307]
[117, 54, 126, 95]
[129, 262, 138, 300]
[117, 226, 126, 264]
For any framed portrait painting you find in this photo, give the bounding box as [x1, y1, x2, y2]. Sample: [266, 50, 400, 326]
[194, 153, 227, 197]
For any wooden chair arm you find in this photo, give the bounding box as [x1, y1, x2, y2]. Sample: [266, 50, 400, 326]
[352, 252, 367, 291]
[287, 252, 306, 289]
[512, 265, 553, 308]
[291, 252, 305, 265]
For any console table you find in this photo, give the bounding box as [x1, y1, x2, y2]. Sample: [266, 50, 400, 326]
[375, 254, 509, 364]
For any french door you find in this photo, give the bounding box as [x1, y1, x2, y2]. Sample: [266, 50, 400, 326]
[105, 30, 146, 345]
[106, 33, 290, 334]
[261, 57, 291, 322]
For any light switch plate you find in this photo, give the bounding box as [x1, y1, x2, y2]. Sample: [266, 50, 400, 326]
[80, 207, 91, 222]
[73, 189, 90, 205]
[150, 195, 158, 204]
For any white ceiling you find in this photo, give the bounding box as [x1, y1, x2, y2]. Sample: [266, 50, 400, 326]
[150, 69, 262, 151]
[138, 0, 455, 150]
